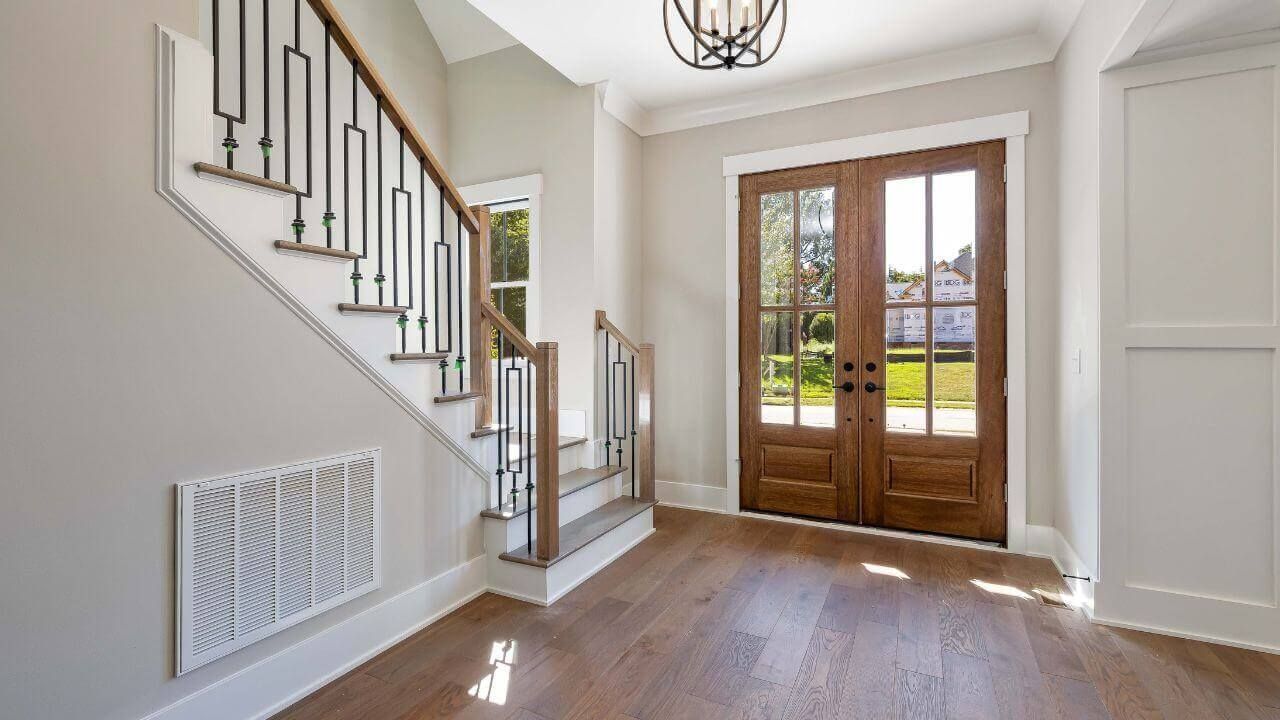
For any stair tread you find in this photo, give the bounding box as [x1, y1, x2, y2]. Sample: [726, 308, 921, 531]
[194, 162, 298, 195]
[481, 465, 628, 520]
[338, 303, 409, 315]
[505, 433, 587, 461]
[273, 240, 360, 261]
[470, 425, 507, 438]
[499, 496, 657, 568]
[390, 352, 450, 362]
[435, 391, 484, 404]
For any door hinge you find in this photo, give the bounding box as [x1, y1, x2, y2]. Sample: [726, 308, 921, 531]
[1002, 164, 1007, 183]
[1003, 377, 1008, 396]
[1003, 483, 1008, 504]
[1003, 270, 1007, 290]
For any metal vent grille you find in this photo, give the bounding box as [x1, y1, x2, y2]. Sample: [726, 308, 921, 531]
[176, 450, 381, 675]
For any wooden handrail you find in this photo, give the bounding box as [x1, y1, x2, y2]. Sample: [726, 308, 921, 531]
[305, 0, 478, 234]
[468, 206, 492, 429]
[481, 301, 539, 360]
[595, 310, 642, 356]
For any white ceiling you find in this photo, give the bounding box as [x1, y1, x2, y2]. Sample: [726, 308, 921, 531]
[456, 0, 1079, 134]
[1141, 0, 1280, 52]
[413, 0, 517, 64]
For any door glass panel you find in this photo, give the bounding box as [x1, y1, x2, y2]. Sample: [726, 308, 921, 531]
[799, 187, 836, 304]
[885, 307, 926, 433]
[760, 192, 795, 305]
[932, 306, 977, 436]
[799, 311, 835, 427]
[760, 311, 795, 425]
[885, 176, 926, 303]
[931, 170, 976, 301]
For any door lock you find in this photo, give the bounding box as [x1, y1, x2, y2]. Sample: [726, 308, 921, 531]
[864, 381, 885, 393]
[833, 381, 856, 393]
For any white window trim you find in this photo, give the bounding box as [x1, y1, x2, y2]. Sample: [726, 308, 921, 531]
[460, 174, 543, 343]
[722, 112, 1030, 554]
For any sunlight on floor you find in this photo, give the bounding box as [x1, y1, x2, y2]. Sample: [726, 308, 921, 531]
[467, 640, 516, 706]
[863, 563, 910, 580]
[1033, 587, 1089, 610]
[971, 578, 1033, 600]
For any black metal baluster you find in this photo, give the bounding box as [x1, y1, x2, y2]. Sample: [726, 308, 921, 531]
[455, 213, 466, 392]
[259, 0, 272, 176]
[613, 339, 626, 468]
[631, 352, 638, 497]
[212, 0, 247, 168]
[435, 185, 452, 386]
[391, 128, 406, 348]
[495, 330, 506, 508]
[283, 0, 311, 241]
[322, 20, 335, 246]
[344, 58, 366, 301]
[525, 351, 534, 553]
[374, 94, 385, 302]
[604, 334, 612, 466]
[419, 158, 428, 351]
[507, 345, 520, 514]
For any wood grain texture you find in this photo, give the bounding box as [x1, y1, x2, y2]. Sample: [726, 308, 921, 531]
[534, 341, 558, 560]
[194, 161, 298, 194]
[272, 239, 361, 261]
[468, 205, 492, 430]
[274, 507, 1280, 720]
[638, 343, 656, 502]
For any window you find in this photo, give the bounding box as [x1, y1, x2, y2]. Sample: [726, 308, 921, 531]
[489, 199, 531, 343]
[460, 173, 543, 358]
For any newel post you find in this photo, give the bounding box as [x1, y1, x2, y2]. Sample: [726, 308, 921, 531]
[638, 343, 656, 502]
[535, 341, 559, 561]
[468, 205, 492, 429]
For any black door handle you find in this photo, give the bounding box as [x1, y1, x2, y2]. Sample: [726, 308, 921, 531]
[865, 381, 884, 393]
[833, 381, 855, 393]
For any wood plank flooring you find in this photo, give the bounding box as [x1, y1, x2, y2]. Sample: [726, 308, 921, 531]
[273, 506, 1280, 720]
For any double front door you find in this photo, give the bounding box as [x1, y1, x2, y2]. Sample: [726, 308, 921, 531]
[739, 142, 1007, 542]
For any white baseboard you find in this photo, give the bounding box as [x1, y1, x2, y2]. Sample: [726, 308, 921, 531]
[143, 555, 487, 720]
[1026, 523, 1095, 617]
[656, 479, 729, 513]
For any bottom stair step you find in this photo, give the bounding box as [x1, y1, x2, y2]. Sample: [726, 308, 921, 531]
[481, 465, 627, 520]
[499, 496, 657, 569]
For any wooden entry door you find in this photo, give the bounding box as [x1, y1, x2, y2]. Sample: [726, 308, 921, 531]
[739, 141, 1007, 543]
[739, 163, 859, 521]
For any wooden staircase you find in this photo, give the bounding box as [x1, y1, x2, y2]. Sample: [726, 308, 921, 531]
[164, 0, 656, 607]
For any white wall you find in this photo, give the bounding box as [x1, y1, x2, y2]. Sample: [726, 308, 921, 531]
[641, 64, 1060, 526]
[447, 46, 598, 425]
[0, 2, 482, 719]
[1053, 0, 1145, 579]
[593, 91, 645, 340]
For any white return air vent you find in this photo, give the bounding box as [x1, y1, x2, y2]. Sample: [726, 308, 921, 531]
[175, 449, 381, 674]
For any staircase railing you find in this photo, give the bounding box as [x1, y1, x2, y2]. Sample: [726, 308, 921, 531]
[480, 301, 559, 561]
[596, 311, 655, 502]
[203, 0, 476, 388]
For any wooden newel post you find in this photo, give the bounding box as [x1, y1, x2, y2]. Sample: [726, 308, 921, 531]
[638, 343, 656, 502]
[468, 205, 492, 429]
[535, 341, 559, 561]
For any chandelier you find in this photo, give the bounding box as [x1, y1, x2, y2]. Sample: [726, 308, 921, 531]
[664, 0, 787, 71]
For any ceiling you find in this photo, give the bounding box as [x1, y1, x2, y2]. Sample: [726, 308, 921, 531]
[456, 0, 1078, 134]
[413, 0, 517, 64]
[1140, 0, 1280, 52]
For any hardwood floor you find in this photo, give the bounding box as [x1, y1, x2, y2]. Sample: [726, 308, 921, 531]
[273, 506, 1280, 720]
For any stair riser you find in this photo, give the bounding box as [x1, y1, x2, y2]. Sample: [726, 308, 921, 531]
[482, 442, 587, 507]
[485, 506, 655, 606]
[486, 475, 629, 553]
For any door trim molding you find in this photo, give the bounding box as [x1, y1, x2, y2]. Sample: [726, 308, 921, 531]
[723, 112, 1030, 552]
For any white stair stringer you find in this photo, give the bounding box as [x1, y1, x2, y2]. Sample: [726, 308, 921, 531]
[155, 25, 487, 479]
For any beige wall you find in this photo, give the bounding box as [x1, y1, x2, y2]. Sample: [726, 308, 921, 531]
[447, 46, 604, 431]
[641, 64, 1060, 526]
[0, 2, 481, 719]
[1053, 0, 1145, 574]
[593, 95, 645, 342]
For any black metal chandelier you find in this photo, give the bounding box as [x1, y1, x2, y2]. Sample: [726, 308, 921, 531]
[664, 0, 787, 71]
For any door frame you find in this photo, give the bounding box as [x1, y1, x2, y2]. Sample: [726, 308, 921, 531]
[722, 111, 1030, 552]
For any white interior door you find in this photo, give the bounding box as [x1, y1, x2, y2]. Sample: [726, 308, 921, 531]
[1099, 43, 1280, 651]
